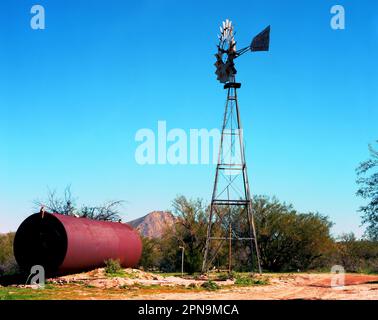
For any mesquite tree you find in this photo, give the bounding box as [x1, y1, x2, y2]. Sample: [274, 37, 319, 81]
[356, 141, 378, 240]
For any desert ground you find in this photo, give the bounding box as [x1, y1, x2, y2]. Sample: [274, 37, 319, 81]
[1, 269, 378, 300]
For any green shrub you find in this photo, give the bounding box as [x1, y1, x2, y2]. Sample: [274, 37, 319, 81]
[234, 275, 268, 286]
[217, 272, 235, 281]
[217, 273, 229, 281]
[201, 280, 219, 291]
[104, 259, 123, 275]
[119, 284, 131, 290]
[0, 233, 20, 276]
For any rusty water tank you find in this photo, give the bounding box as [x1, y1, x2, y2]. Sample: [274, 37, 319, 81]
[13, 212, 142, 274]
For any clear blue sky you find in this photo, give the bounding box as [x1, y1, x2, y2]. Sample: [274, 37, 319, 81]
[1, 0, 377, 237]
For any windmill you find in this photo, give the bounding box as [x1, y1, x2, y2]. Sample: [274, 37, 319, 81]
[202, 20, 270, 274]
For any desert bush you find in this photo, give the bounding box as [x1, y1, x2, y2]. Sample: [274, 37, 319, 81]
[234, 275, 268, 286]
[253, 196, 334, 272]
[104, 259, 123, 275]
[0, 233, 19, 276]
[138, 237, 163, 270]
[137, 195, 377, 274]
[356, 141, 378, 241]
[35, 186, 123, 222]
[334, 233, 378, 273]
[217, 273, 232, 281]
[158, 196, 208, 273]
[201, 280, 219, 291]
[0, 256, 20, 276]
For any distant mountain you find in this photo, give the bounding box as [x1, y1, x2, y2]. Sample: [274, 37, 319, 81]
[127, 211, 177, 238]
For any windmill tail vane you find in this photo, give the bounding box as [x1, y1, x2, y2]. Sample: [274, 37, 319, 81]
[250, 25, 271, 52]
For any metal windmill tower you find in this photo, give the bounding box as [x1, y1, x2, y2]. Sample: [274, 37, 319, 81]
[202, 20, 270, 274]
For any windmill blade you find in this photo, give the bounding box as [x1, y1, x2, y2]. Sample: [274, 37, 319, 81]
[250, 25, 270, 52]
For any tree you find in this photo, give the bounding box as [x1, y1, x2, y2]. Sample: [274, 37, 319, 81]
[138, 237, 162, 270]
[356, 141, 378, 240]
[34, 186, 76, 215]
[155, 195, 335, 273]
[336, 233, 378, 273]
[253, 196, 334, 271]
[0, 233, 19, 276]
[34, 186, 123, 222]
[79, 200, 124, 222]
[159, 196, 208, 273]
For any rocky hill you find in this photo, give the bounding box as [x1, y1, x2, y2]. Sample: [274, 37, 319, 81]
[127, 211, 177, 238]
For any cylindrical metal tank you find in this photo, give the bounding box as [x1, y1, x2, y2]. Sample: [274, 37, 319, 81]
[13, 212, 142, 274]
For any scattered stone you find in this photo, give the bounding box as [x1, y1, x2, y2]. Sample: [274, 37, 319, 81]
[45, 267, 235, 289]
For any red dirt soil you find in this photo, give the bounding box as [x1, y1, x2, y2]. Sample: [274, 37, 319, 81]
[309, 274, 378, 288]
